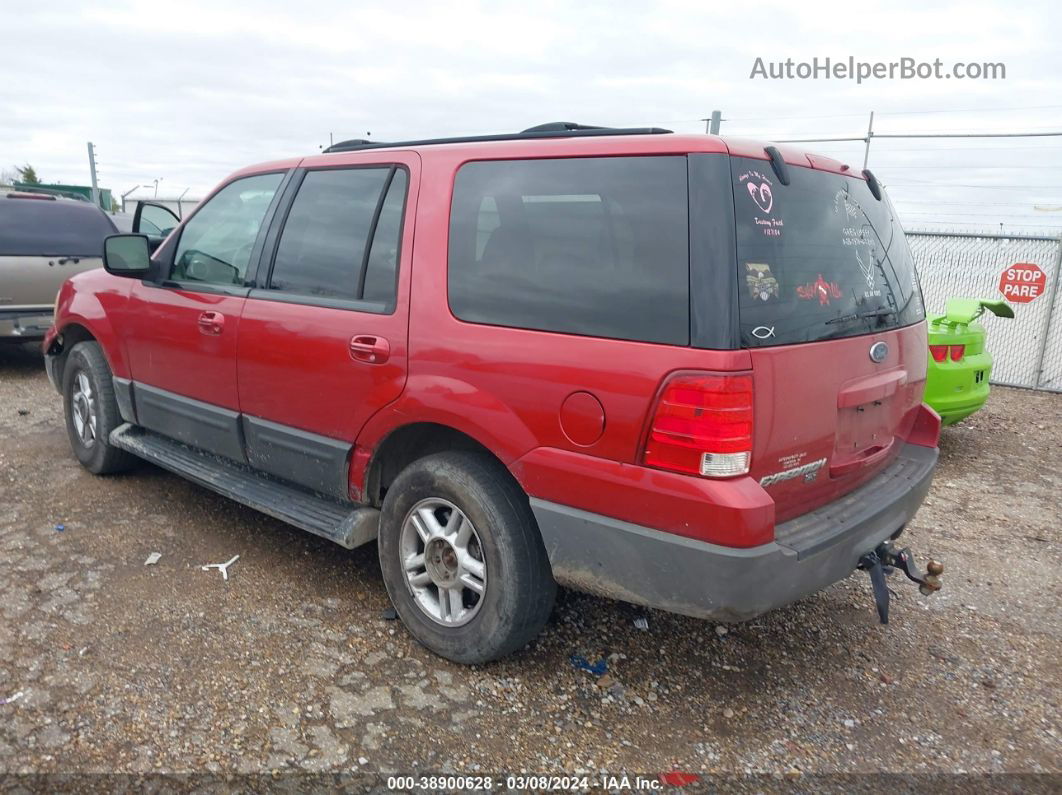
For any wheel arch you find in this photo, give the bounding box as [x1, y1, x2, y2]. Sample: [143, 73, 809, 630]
[46, 322, 102, 390]
[363, 422, 523, 508]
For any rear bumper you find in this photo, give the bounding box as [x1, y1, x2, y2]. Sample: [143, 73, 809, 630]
[926, 354, 992, 425]
[531, 442, 938, 621]
[0, 309, 52, 342]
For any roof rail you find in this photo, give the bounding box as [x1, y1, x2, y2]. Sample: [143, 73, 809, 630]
[323, 122, 672, 154]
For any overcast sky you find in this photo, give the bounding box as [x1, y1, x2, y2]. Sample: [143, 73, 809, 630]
[3, 0, 1060, 232]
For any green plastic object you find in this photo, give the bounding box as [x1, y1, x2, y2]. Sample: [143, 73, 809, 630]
[924, 298, 1014, 426]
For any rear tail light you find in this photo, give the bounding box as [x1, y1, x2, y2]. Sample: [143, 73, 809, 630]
[929, 345, 948, 363]
[949, 344, 965, 362]
[642, 372, 753, 478]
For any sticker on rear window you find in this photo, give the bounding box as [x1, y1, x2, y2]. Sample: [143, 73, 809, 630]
[736, 169, 784, 238]
[796, 274, 843, 305]
[745, 262, 780, 302]
[835, 191, 883, 297]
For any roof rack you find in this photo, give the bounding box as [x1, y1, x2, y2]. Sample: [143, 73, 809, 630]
[323, 122, 673, 154]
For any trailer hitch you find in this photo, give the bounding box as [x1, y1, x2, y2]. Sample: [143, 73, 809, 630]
[857, 541, 944, 624]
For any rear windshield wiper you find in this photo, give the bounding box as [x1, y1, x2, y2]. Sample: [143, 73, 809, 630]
[825, 308, 897, 326]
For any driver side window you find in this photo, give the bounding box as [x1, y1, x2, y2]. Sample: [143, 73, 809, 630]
[172, 172, 284, 286]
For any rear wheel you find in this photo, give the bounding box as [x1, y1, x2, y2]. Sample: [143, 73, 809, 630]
[378, 451, 556, 664]
[62, 342, 136, 475]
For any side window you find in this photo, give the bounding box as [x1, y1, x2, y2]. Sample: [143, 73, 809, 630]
[134, 203, 180, 237]
[448, 156, 689, 345]
[172, 173, 283, 286]
[269, 167, 404, 306]
[361, 169, 408, 305]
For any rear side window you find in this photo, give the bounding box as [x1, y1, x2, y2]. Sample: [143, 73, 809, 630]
[268, 167, 406, 308]
[728, 156, 925, 346]
[0, 199, 117, 257]
[448, 157, 689, 345]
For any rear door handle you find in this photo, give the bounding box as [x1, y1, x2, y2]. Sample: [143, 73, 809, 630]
[349, 334, 390, 364]
[197, 311, 225, 335]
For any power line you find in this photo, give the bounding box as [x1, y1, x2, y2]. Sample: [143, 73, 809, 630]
[887, 183, 1062, 189]
[894, 199, 1062, 206]
[876, 165, 1060, 169]
[724, 104, 1062, 122]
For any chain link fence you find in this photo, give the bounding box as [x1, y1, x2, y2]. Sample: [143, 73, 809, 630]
[906, 230, 1062, 392]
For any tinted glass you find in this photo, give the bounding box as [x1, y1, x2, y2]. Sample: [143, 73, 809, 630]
[362, 169, 407, 306]
[172, 172, 283, 286]
[0, 198, 117, 256]
[270, 168, 391, 300]
[729, 156, 925, 346]
[448, 157, 689, 345]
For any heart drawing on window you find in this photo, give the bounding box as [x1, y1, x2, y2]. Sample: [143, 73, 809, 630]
[747, 181, 773, 214]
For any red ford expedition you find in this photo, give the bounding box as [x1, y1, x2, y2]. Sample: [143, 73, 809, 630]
[44, 123, 942, 663]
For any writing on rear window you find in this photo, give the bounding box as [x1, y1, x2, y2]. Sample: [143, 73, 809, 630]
[729, 156, 925, 346]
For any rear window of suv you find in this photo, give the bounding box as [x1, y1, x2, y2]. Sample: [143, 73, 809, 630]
[448, 156, 689, 345]
[729, 156, 925, 347]
[0, 198, 117, 257]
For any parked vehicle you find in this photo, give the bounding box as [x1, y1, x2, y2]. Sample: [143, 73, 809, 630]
[44, 123, 943, 663]
[924, 297, 1014, 425]
[0, 190, 116, 342]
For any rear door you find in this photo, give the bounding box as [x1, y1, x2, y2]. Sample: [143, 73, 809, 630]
[235, 154, 417, 500]
[720, 155, 927, 522]
[122, 172, 287, 461]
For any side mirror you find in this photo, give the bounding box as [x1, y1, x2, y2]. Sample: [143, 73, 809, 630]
[103, 234, 152, 277]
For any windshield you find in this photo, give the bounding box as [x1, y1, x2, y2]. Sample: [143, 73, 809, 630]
[730, 156, 924, 346]
[0, 198, 117, 257]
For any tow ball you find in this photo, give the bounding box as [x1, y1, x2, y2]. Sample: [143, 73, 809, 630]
[857, 541, 944, 624]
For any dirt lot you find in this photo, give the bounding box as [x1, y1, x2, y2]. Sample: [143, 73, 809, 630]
[1, 342, 1059, 782]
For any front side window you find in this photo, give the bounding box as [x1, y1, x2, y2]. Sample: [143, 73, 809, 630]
[269, 167, 405, 306]
[448, 156, 690, 345]
[172, 172, 284, 286]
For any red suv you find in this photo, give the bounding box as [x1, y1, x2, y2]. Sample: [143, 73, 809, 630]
[44, 123, 941, 663]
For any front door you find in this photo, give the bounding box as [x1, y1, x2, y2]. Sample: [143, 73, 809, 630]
[123, 171, 287, 461]
[236, 155, 418, 499]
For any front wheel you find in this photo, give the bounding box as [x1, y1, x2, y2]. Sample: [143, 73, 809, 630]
[61, 342, 136, 475]
[378, 451, 556, 664]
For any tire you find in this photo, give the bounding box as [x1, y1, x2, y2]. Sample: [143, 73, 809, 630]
[61, 341, 136, 475]
[378, 451, 556, 664]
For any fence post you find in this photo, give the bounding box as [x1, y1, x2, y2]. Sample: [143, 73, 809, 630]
[1034, 236, 1062, 389]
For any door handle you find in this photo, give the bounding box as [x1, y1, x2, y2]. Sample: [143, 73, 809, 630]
[349, 334, 390, 364]
[197, 311, 225, 335]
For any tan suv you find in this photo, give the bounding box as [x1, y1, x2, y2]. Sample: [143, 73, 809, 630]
[0, 190, 117, 342]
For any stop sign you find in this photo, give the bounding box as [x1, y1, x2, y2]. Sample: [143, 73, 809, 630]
[999, 263, 1047, 303]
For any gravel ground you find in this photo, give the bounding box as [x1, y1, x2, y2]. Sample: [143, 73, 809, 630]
[0, 342, 1059, 783]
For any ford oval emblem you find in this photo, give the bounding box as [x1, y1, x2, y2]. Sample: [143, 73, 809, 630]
[869, 341, 889, 363]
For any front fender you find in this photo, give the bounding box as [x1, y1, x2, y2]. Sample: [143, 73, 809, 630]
[48, 270, 133, 378]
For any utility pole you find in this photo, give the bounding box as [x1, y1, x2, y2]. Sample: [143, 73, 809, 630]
[87, 142, 100, 208]
[862, 111, 875, 170]
[701, 110, 722, 135]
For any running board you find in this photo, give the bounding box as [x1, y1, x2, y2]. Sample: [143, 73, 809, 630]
[109, 423, 378, 549]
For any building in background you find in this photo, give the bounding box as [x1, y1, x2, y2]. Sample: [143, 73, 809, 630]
[120, 192, 200, 219]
